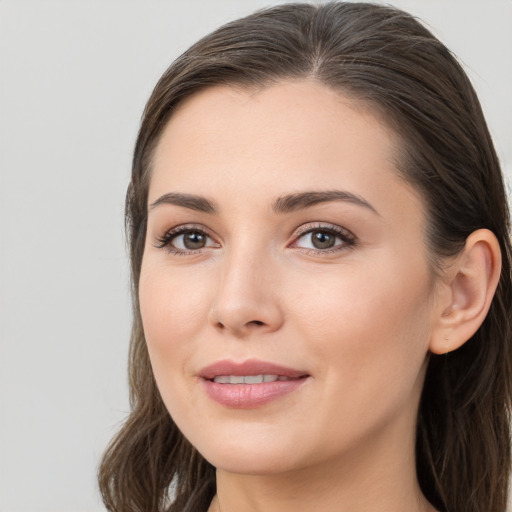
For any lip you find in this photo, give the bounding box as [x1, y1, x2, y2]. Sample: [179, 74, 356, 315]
[199, 359, 308, 380]
[199, 359, 310, 409]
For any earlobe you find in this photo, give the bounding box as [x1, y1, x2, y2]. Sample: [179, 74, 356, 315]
[429, 229, 502, 355]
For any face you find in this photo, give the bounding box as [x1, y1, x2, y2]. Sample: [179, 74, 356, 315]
[140, 80, 439, 476]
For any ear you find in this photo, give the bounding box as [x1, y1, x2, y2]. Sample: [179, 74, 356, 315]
[429, 229, 502, 355]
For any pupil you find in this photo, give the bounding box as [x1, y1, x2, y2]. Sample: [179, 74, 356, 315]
[184, 232, 206, 249]
[312, 231, 335, 249]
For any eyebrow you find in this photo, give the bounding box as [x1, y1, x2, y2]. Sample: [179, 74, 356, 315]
[149, 192, 217, 213]
[272, 190, 379, 215]
[149, 189, 379, 216]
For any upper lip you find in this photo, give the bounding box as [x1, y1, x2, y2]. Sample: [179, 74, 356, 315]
[199, 359, 309, 380]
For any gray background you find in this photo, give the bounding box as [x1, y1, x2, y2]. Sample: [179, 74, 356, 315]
[0, 1, 510, 511]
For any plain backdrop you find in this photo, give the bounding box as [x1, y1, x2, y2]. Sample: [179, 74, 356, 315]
[0, 1, 510, 511]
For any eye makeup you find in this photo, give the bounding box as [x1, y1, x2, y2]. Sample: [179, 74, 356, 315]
[154, 220, 357, 257]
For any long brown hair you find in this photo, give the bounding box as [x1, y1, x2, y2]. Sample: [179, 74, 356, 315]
[98, 3, 512, 511]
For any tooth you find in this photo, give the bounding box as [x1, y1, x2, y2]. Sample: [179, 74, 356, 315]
[212, 374, 286, 384]
[213, 376, 231, 384]
[244, 375, 264, 384]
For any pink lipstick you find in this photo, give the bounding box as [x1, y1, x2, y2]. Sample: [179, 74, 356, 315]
[199, 359, 309, 408]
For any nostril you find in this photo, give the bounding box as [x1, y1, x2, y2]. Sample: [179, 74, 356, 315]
[250, 320, 265, 326]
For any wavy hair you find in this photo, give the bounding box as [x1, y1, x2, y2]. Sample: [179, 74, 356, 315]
[99, 3, 512, 511]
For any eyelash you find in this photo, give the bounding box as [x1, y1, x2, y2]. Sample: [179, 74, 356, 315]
[155, 223, 356, 256]
[155, 224, 216, 256]
[292, 223, 357, 254]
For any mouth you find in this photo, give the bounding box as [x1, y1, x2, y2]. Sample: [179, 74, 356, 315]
[199, 359, 310, 408]
[211, 374, 300, 384]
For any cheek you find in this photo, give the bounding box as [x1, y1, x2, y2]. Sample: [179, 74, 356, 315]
[138, 261, 212, 373]
[138, 262, 214, 426]
[285, 265, 432, 451]
[288, 257, 433, 385]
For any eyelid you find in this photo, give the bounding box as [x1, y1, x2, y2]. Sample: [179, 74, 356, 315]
[153, 221, 356, 256]
[290, 222, 357, 252]
[154, 223, 220, 253]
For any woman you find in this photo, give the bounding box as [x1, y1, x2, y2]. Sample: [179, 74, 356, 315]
[99, 3, 512, 511]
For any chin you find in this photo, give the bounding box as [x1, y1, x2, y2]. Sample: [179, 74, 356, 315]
[185, 427, 305, 475]
[204, 449, 299, 476]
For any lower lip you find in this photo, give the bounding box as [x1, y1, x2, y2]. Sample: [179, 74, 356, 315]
[202, 378, 308, 408]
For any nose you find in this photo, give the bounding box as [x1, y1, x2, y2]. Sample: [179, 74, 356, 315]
[207, 248, 284, 337]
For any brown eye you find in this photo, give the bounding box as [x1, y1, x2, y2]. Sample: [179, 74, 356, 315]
[293, 224, 356, 253]
[310, 231, 336, 249]
[296, 229, 340, 250]
[156, 227, 219, 253]
[181, 232, 208, 250]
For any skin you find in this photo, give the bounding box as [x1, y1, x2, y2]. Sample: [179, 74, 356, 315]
[139, 80, 446, 512]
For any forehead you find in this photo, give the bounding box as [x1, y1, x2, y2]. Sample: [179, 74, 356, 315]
[149, 80, 419, 217]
